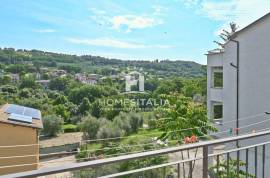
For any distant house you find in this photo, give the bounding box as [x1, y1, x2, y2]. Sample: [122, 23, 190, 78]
[100, 75, 120, 81]
[35, 72, 41, 80]
[75, 73, 98, 85]
[40, 67, 49, 72]
[22, 61, 33, 66]
[0, 104, 43, 175]
[88, 74, 100, 80]
[51, 70, 67, 77]
[10, 74, 19, 83]
[36, 80, 50, 89]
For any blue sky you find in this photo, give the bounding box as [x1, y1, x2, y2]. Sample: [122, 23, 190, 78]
[0, 0, 270, 64]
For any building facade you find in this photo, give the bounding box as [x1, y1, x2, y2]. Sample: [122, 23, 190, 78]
[207, 13, 270, 177]
[0, 104, 42, 175]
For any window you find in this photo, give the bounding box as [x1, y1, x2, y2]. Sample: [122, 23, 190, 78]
[211, 67, 223, 88]
[213, 72, 223, 88]
[213, 104, 223, 120]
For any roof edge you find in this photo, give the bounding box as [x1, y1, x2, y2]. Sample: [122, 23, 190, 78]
[231, 12, 270, 39]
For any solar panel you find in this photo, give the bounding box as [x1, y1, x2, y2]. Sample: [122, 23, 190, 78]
[5, 104, 24, 115]
[5, 104, 41, 120]
[8, 113, 32, 123]
[23, 107, 41, 119]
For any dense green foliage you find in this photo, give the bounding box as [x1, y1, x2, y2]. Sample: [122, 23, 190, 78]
[0, 48, 205, 77]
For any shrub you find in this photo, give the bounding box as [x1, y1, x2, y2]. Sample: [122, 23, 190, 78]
[79, 116, 100, 139]
[148, 119, 157, 130]
[97, 122, 123, 139]
[19, 88, 32, 98]
[99, 118, 110, 126]
[42, 114, 64, 137]
[113, 113, 131, 134]
[70, 115, 82, 124]
[129, 112, 143, 133]
[63, 124, 78, 133]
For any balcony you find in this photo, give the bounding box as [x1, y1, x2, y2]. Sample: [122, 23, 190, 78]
[1, 130, 270, 178]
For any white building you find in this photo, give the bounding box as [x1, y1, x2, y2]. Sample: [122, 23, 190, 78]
[10, 74, 20, 83]
[51, 70, 67, 77]
[75, 73, 98, 85]
[207, 13, 270, 177]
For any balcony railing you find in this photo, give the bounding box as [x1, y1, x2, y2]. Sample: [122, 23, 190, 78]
[1, 130, 270, 178]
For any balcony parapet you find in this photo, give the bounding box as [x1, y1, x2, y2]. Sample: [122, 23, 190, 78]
[2, 130, 270, 178]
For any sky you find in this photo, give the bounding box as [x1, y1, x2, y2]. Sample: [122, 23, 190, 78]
[0, 0, 270, 64]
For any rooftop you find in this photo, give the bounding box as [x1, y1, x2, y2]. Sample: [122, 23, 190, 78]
[206, 48, 224, 55]
[0, 104, 43, 129]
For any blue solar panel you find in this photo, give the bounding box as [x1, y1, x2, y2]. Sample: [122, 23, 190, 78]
[24, 107, 41, 119]
[5, 104, 24, 115]
[8, 113, 32, 123]
[5, 104, 41, 120]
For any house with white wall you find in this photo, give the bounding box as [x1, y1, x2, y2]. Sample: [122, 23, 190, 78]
[207, 12, 270, 177]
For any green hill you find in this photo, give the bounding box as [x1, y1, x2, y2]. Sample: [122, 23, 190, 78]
[0, 47, 205, 77]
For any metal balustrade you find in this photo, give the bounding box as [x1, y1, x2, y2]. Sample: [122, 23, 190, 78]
[1, 130, 270, 178]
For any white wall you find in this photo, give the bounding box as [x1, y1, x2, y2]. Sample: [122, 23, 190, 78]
[207, 53, 223, 120]
[214, 14, 270, 177]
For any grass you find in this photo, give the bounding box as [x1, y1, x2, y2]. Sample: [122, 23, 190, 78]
[79, 129, 163, 152]
[62, 124, 78, 133]
[76, 128, 180, 161]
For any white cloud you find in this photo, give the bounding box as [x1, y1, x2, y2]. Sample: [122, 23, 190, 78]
[181, 0, 270, 36]
[152, 5, 168, 16]
[180, 0, 199, 8]
[89, 8, 106, 15]
[200, 0, 237, 21]
[33, 28, 56, 33]
[67, 37, 173, 49]
[89, 6, 164, 32]
[110, 15, 163, 32]
[200, 0, 270, 27]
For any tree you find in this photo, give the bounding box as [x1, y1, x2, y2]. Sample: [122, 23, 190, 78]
[20, 77, 40, 89]
[113, 113, 132, 135]
[91, 100, 102, 118]
[157, 94, 216, 140]
[182, 80, 200, 98]
[68, 85, 108, 104]
[42, 114, 63, 137]
[215, 22, 238, 46]
[53, 95, 68, 105]
[59, 65, 81, 73]
[144, 77, 160, 91]
[156, 94, 217, 176]
[79, 97, 91, 115]
[19, 88, 32, 98]
[0, 75, 11, 85]
[1, 85, 17, 94]
[128, 112, 143, 133]
[53, 104, 70, 122]
[79, 116, 100, 139]
[49, 77, 71, 91]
